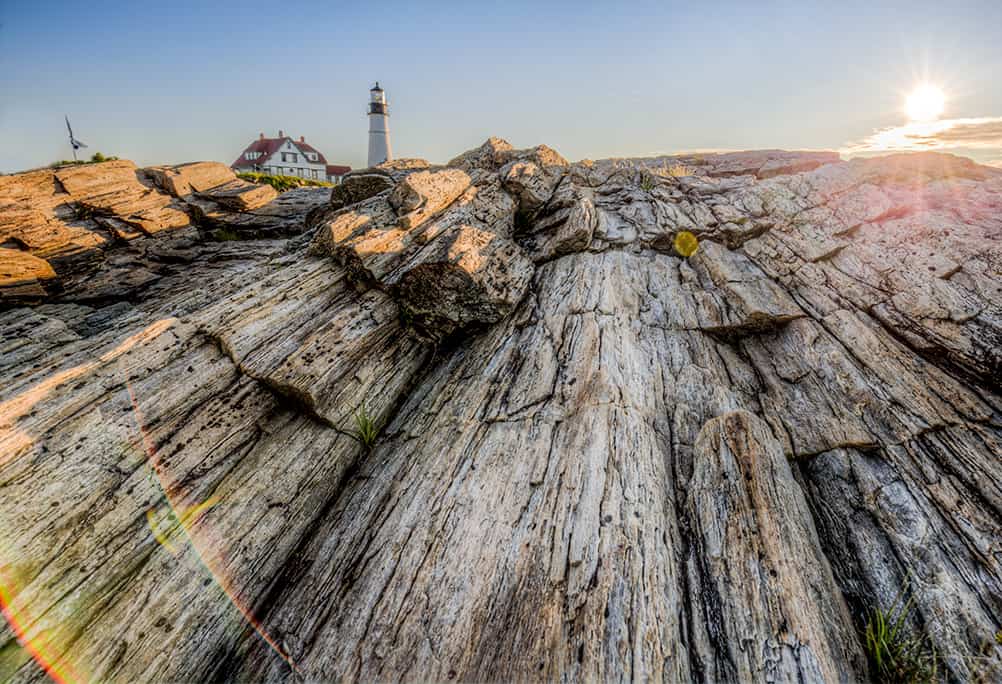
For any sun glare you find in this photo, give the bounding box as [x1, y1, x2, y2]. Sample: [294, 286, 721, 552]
[905, 84, 945, 122]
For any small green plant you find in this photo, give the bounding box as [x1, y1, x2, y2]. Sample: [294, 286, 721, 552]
[639, 172, 656, 193]
[74, 203, 95, 220]
[237, 172, 332, 193]
[966, 632, 1002, 683]
[863, 585, 938, 683]
[352, 405, 379, 451]
[399, 306, 415, 330]
[214, 227, 241, 241]
[51, 152, 118, 168]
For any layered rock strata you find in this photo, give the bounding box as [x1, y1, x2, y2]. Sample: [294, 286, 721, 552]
[1, 141, 1000, 683]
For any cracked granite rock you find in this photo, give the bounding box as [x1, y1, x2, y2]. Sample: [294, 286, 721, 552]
[1, 139, 1000, 683]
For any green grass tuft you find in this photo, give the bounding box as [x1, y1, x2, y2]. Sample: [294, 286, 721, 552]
[237, 172, 332, 193]
[214, 227, 241, 241]
[399, 306, 415, 330]
[51, 152, 118, 168]
[73, 203, 95, 220]
[863, 585, 938, 683]
[352, 405, 379, 451]
[639, 172, 656, 193]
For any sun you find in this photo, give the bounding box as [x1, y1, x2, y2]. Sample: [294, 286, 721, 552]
[905, 84, 945, 122]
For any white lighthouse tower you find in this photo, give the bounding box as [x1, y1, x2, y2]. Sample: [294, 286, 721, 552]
[367, 82, 393, 168]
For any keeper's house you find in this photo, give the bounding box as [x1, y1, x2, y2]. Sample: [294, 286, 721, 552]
[231, 131, 350, 183]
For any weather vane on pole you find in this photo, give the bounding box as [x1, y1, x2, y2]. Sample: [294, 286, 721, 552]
[65, 116, 88, 161]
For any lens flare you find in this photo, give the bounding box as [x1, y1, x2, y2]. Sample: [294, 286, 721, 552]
[674, 230, 699, 257]
[124, 381, 301, 675]
[0, 380, 301, 683]
[0, 576, 83, 684]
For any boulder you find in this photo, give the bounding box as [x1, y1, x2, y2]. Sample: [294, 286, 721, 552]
[0, 248, 56, 300]
[447, 136, 515, 171]
[329, 171, 395, 210]
[499, 144, 569, 214]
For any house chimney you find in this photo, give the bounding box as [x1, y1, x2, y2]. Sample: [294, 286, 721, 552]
[259, 132, 264, 140]
[278, 129, 284, 138]
[300, 135, 305, 142]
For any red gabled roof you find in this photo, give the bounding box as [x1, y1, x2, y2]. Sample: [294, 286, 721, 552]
[231, 135, 350, 175]
[231, 137, 285, 169]
[294, 140, 328, 165]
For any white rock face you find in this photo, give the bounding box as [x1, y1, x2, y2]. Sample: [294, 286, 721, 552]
[1, 141, 1000, 683]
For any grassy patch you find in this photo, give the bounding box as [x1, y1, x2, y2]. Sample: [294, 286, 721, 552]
[237, 172, 332, 193]
[399, 306, 415, 330]
[73, 203, 95, 220]
[640, 162, 696, 188]
[51, 152, 119, 167]
[665, 162, 695, 177]
[214, 227, 241, 241]
[352, 405, 379, 451]
[966, 633, 1002, 683]
[863, 586, 938, 683]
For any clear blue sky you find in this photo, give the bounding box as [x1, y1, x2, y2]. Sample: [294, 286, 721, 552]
[3, 0, 1002, 172]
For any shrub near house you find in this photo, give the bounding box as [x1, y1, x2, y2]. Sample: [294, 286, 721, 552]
[236, 172, 331, 193]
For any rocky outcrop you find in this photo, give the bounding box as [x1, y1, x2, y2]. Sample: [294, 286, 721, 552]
[1, 141, 1000, 683]
[0, 160, 328, 304]
[311, 152, 543, 338]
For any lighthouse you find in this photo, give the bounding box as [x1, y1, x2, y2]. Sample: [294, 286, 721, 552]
[367, 82, 393, 168]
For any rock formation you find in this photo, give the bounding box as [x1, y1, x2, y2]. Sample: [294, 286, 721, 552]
[1, 142, 1000, 683]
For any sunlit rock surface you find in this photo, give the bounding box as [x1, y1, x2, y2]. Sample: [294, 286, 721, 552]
[1, 143, 1000, 683]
